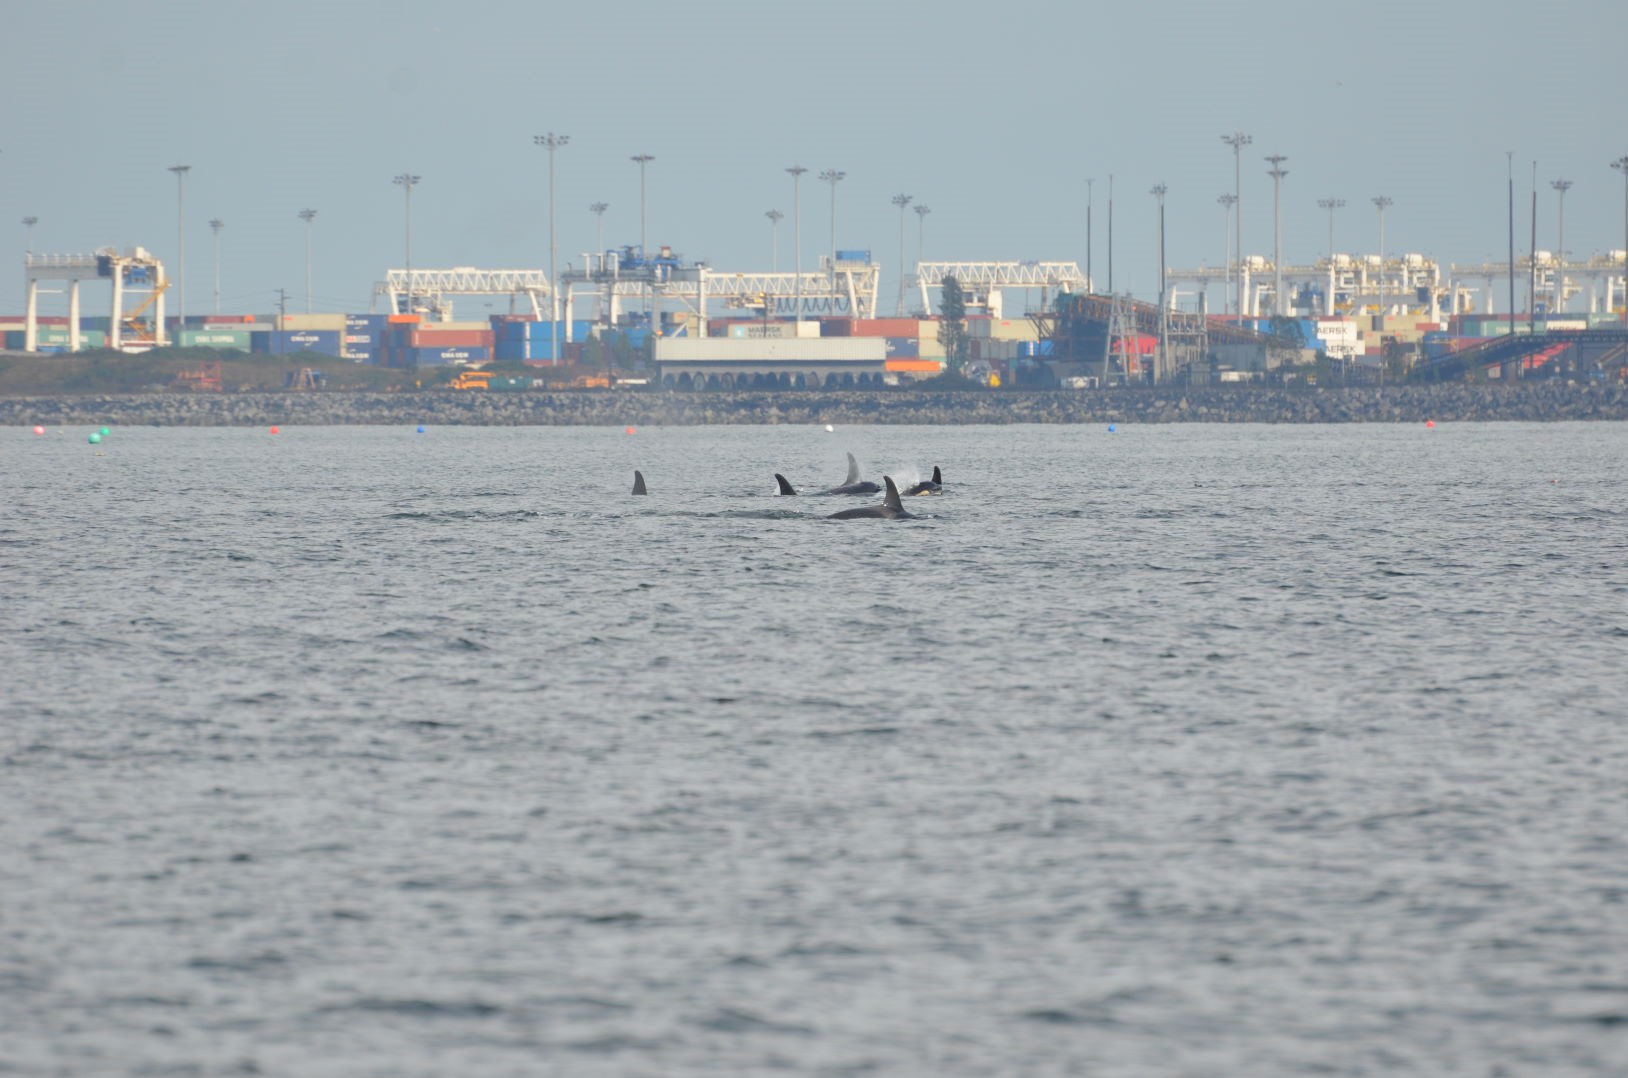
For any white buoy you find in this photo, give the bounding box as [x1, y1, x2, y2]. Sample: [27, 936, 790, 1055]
[824, 424, 835, 433]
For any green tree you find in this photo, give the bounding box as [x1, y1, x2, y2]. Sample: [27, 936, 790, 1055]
[937, 275, 969, 373]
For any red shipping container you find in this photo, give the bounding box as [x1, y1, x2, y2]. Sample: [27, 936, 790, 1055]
[849, 318, 917, 337]
[410, 329, 493, 348]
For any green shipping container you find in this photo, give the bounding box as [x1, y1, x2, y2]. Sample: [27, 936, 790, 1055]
[32, 329, 107, 349]
[490, 375, 533, 391]
[179, 328, 253, 350]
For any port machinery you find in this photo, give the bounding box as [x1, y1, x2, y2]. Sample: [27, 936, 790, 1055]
[373, 253, 1098, 332]
[1165, 253, 1454, 320]
[373, 248, 883, 333]
[23, 246, 167, 351]
[913, 261, 1091, 319]
[1169, 251, 1628, 321]
[559, 247, 883, 328]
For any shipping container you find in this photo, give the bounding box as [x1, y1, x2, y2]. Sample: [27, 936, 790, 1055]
[387, 314, 422, 324]
[653, 338, 886, 363]
[204, 314, 257, 325]
[884, 358, 942, 374]
[849, 318, 919, 338]
[178, 328, 252, 350]
[884, 337, 920, 359]
[267, 330, 341, 354]
[281, 314, 346, 331]
[835, 250, 871, 263]
[409, 345, 491, 366]
[410, 329, 494, 348]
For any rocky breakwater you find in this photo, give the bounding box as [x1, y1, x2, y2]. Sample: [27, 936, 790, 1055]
[4, 382, 1627, 427]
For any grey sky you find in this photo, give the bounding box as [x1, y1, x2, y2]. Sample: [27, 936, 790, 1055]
[6, 0, 1625, 317]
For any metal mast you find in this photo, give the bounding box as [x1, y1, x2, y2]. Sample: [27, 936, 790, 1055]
[393, 172, 420, 314]
[208, 219, 223, 315]
[632, 154, 654, 334]
[787, 166, 807, 326]
[168, 164, 191, 339]
[1220, 132, 1252, 315]
[1614, 157, 1628, 327]
[891, 193, 912, 316]
[914, 204, 931, 281]
[1550, 180, 1571, 313]
[765, 209, 782, 272]
[1372, 196, 1393, 325]
[1265, 155, 1288, 317]
[1150, 183, 1167, 382]
[298, 209, 317, 313]
[1317, 198, 1344, 316]
[1217, 195, 1236, 315]
[590, 201, 608, 257]
[22, 215, 38, 252]
[536, 133, 570, 360]
[819, 169, 845, 268]
[1085, 179, 1094, 292]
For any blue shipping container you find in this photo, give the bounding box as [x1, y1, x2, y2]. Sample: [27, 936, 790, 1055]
[884, 337, 919, 359]
[346, 313, 390, 331]
[411, 345, 491, 366]
[836, 249, 870, 262]
[269, 330, 341, 354]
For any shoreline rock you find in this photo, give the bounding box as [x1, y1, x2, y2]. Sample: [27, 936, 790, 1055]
[3, 383, 1627, 427]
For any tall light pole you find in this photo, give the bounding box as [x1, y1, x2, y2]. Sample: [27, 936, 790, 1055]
[589, 201, 608, 256]
[765, 209, 782, 272]
[1550, 180, 1572, 313]
[891, 192, 912, 316]
[169, 164, 191, 336]
[1217, 195, 1236, 315]
[632, 154, 654, 331]
[914, 204, 931, 315]
[1613, 156, 1628, 326]
[394, 172, 420, 315]
[1372, 196, 1393, 325]
[22, 215, 38, 251]
[1150, 183, 1167, 383]
[297, 209, 317, 314]
[630, 154, 654, 256]
[208, 219, 223, 315]
[1265, 154, 1288, 317]
[787, 165, 808, 325]
[1085, 179, 1094, 292]
[819, 169, 845, 267]
[535, 133, 570, 362]
[1317, 198, 1344, 316]
[1107, 174, 1114, 294]
[1220, 131, 1252, 315]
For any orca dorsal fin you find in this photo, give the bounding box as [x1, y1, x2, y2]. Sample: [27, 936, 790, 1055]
[775, 473, 797, 496]
[632, 470, 647, 495]
[843, 452, 860, 486]
[883, 476, 902, 511]
[931, 465, 942, 485]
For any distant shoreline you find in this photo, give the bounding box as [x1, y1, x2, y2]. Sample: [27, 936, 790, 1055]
[4, 384, 1627, 426]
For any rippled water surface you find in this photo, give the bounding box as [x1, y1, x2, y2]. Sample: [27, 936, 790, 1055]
[4, 421, 1627, 1076]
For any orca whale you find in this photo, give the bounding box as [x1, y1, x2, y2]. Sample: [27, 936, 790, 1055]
[901, 466, 942, 496]
[775, 452, 880, 495]
[828, 477, 913, 520]
[632, 470, 648, 495]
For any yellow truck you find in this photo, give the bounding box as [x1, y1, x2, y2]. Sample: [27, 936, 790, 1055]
[448, 370, 493, 390]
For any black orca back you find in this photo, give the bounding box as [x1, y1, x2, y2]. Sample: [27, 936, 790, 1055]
[775, 474, 798, 496]
[632, 470, 647, 495]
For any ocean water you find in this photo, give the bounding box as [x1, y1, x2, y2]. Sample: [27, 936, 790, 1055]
[3, 421, 1626, 1077]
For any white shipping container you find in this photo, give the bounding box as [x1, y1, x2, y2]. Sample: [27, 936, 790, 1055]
[987, 319, 1041, 342]
[654, 338, 886, 363]
[280, 314, 346, 331]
